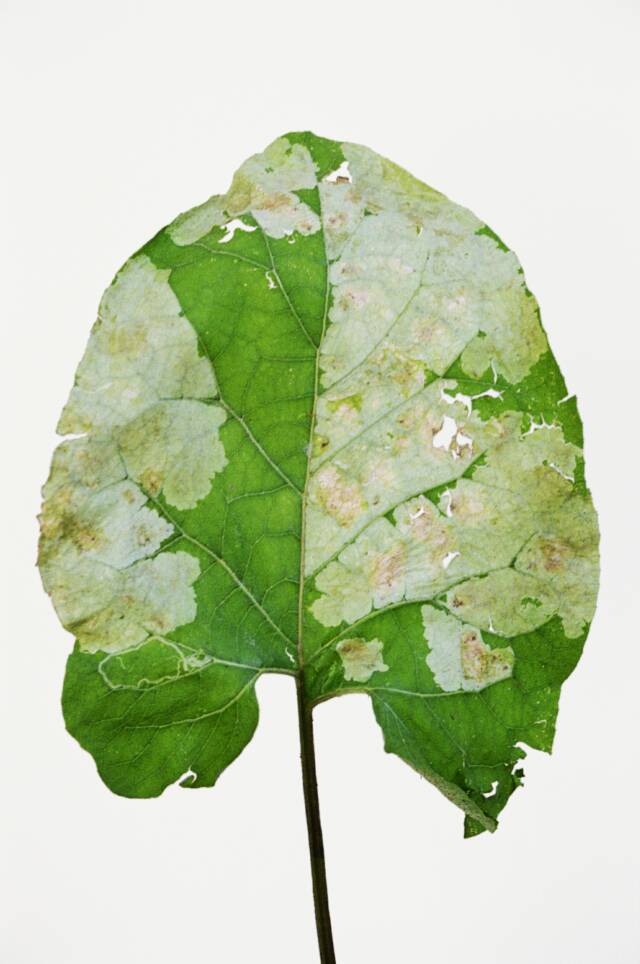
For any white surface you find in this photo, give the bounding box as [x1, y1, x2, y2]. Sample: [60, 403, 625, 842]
[1, 1, 638, 961]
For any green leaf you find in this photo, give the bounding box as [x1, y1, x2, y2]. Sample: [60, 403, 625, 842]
[38, 131, 599, 835]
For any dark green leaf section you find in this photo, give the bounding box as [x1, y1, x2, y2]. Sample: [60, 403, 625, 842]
[305, 602, 585, 832]
[63, 645, 259, 797]
[138, 208, 327, 653]
[145, 223, 323, 489]
[286, 130, 346, 180]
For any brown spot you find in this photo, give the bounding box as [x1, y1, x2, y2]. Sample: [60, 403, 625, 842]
[540, 538, 569, 572]
[136, 526, 154, 547]
[313, 465, 365, 527]
[328, 212, 348, 229]
[39, 491, 105, 557]
[460, 631, 486, 681]
[370, 543, 406, 590]
[140, 469, 163, 497]
[336, 636, 389, 683]
[338, 639, 360, 658]
[337, 290, 356, 311]
[405, 506, 448, 545]
[254, 190, 292, 213]
[72, 527, 103, 552]
[461, 631, 514, 685]
[312, 434, 329, 457]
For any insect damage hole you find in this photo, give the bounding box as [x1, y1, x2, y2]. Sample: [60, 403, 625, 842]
[440, 386, 503, 414]
[177, 768, 198, 787]
[218, 218, 256, 244]
[432, 417, 473, 459]
[432, 415, 458, 450]
[324, 161, 352, 184]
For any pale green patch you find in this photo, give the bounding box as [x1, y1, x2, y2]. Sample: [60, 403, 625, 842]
[39, 434, 173, 576]
[168, 138, 322, 245]
[311, 509, 452, 628]
[232, 137, 317, 196]
[319, 210, 430, 388]
[77, 551, 201, 654]
[312, 519, 407, 627]
[341, 143, 448, 218]
[41, 477, 173, 569]
[52, 255, 227, 509]
[40, 256, 223, 653]
[514, 494, 599, 638]
[225, 137, 320, 239]
[471, 423, 579, 508]
[117, 399, 227, 510]
[307, 147, 552, 581]
[460, 288, 546, 383]
[309, 464, 366, 530]
[306, 385, 515, 576]
[336, 637, 389, 683]
[318, 180, 366, 261]
[313, 346, 428, 466]
[310, 407, 597, 633]
[58, 255, 216, 433]
[41, 434, 125, 500]
[252, 195, 320, 240]
[446, 571, 559, 637]
[39, 433, 201, 654]
[319, 146, 545, 385]
[422, 607, 514, 693]
[441, 484, 598, 640]
[167, 195, 227, 246]
[41, 547, 200, 654]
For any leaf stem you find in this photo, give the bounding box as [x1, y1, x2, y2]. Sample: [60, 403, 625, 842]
[296, 675, 337, 964]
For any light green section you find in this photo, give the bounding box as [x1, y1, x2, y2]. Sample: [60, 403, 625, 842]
[422, 607, 514, 693]
[59, 255, 216, 433]
[336, 637, 389, 683]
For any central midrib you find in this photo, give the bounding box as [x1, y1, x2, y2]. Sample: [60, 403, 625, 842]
[296, 185, 332, 680]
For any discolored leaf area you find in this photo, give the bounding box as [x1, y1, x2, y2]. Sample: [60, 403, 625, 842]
[39, 132, 599, 835]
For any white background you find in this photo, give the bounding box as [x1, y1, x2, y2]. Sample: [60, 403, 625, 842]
[1, 2, 638, 961]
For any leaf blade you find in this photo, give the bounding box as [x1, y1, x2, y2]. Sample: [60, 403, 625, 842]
[39, 132, 599, 829]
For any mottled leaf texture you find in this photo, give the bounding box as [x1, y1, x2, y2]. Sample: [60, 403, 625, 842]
[39, 132, 599, 835]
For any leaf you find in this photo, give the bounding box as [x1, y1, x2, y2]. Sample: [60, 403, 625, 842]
[38, 132, 599, 834]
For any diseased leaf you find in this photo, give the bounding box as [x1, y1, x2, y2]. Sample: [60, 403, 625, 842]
[38, 131, 599, 835]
